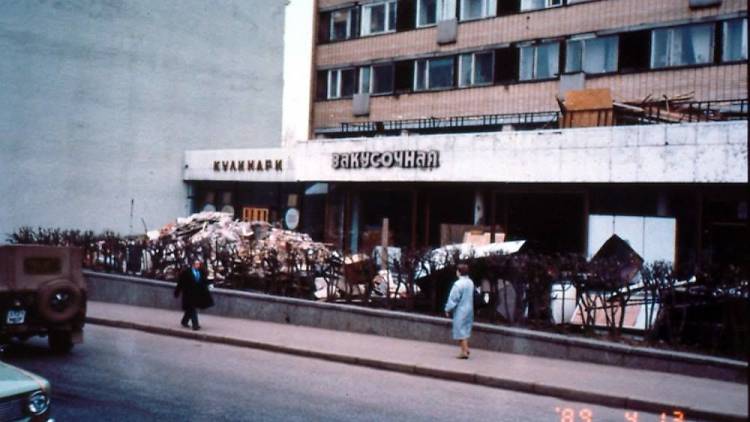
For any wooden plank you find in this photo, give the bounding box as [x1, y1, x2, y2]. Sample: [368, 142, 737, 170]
[563, 88, 613, 111]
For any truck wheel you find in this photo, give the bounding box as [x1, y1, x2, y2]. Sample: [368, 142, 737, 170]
[48, 331, 73, 354]
[37, 280, 82, 323]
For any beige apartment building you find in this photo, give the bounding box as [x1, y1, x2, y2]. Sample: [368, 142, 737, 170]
[186, 0, 747, 268]
[312, 0, 746, 135]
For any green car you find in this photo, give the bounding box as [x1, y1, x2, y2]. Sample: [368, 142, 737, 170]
[0, 361, 53, 422]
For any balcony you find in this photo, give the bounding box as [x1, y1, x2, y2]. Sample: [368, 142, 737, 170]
[317, 98, 748, 138]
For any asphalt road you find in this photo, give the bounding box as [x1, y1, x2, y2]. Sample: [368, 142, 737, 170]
[2, 325, 673, 422]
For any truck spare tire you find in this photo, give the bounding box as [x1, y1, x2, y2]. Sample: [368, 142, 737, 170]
[37, 279, 82, 323]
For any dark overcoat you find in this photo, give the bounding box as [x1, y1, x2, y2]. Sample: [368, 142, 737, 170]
[174, 267, 214, 310]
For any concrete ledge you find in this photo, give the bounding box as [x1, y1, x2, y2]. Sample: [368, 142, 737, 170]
[87, 316, 748, 422]
[85, 270, 748, 382]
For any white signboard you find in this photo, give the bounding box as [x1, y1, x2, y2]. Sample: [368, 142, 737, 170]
[285, 208, 300, 230]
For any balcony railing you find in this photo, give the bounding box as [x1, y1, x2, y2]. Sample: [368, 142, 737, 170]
[324, 111, 560, 137]
[316, 99, 748, 138]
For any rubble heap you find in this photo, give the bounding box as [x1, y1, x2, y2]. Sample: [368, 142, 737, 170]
[148, 212, 333, 281]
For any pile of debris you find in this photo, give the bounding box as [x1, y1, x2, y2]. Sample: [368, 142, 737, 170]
[558, 89, 747, 127]
[614, 92, 748, 124]
[147, 212, 333, 282]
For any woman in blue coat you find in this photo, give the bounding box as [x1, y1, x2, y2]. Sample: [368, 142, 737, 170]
[444, 263, 474, 359]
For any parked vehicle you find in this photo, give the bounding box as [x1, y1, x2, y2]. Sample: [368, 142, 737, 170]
[0, 245, 86, 353]
[0, 360, 53, 421]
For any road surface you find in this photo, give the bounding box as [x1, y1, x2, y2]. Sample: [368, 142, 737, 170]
[3, 325, 675, 421]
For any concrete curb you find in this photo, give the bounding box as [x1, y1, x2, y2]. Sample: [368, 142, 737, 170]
[85, 271, 748, 382]
[86, 316, 746, 422]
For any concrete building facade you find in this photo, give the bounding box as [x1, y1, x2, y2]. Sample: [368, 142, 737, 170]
[0, 0, 285, 237]
[261, 0, 746, 267]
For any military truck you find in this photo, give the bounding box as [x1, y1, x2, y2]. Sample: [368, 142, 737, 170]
[0, 245, 86, 353]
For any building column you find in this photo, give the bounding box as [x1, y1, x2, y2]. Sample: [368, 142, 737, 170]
[582, 190, 590, 256]
[350, 191, 360, 253]
[410, 189, 418, 250]
[423, 192, 431, 247]
[490, 190, 497, 243]
[696, 189, 704, 265]
[473, 189, 485, 225]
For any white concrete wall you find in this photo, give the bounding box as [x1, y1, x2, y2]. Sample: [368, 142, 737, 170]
[184, 148, 297, 182]
[0, 0, 285, 239]
[185, 121, 748, 184]
[281, 0, 314, 147]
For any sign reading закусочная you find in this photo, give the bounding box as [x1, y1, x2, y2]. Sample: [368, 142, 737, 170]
[332, 150, 440, 170]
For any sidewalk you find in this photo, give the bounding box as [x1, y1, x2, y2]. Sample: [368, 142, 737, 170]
[86, 301, 747, 421]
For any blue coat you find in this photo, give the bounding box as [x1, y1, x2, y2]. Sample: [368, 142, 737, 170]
[444, 275, 474, 340]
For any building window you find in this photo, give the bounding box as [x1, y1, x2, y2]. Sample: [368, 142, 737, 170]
[519, 42, 560, 80]
[459, 51, 494, 86]
[359, 64, 395, 94]
[651, 24, 714, 68]
[414, 57, 455, 90]
[327, 68, 356, 99]
[520, 0, 563, 12]
[361, 1, 397, 36]
[460, 0, 496, 21]
[330, 9, 352, 41]
[416, 0, 456, 27]
[565, 35, 618, 74]
[723, 18, 748, 62]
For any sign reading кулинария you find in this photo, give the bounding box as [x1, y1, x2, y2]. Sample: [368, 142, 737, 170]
[332, 150, 440, 170]
[213, 159, 283, 172]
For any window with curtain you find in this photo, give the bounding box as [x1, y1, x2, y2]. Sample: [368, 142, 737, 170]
[359, 64, 394, 94]
[566, 35, 618, 74]
[459, 51, 494, 86]
[651, 24, 714, 68]
[519, 42, 560, 80]
[414, 57, 455, 90]
[723, 18, 748, 62]
[330, 9, 352, 41]
[327, 68, 356, 99]
[417, 0, 456, 27]
[361, 1, 397, 36]
[521, 0, 562, 12]
[460, 0, 497, 21]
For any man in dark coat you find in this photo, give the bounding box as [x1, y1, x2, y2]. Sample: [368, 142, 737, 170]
[174, 259, 214, 330]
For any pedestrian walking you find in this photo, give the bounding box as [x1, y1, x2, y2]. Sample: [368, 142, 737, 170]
[444, 263, 474, 359]
[174, 259, 214, 331]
